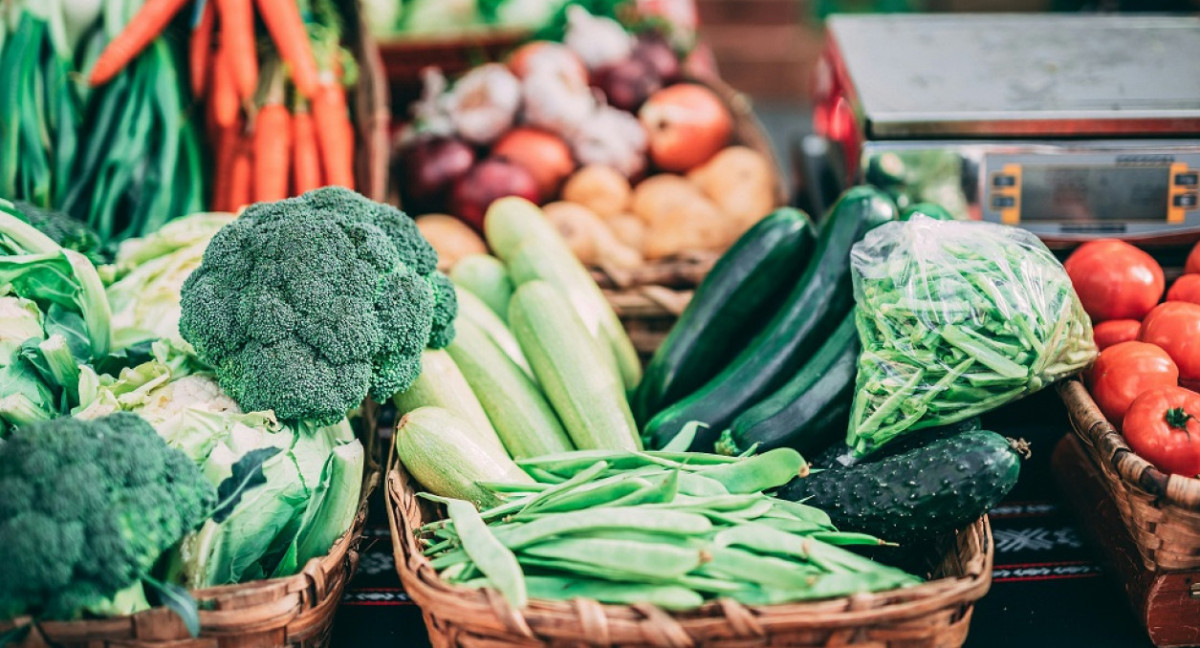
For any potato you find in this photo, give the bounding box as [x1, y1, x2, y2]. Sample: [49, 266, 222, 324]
[687, 146, 775, 233]
[642, 194, 733, 260]
[416, 214, 488, 270]
[630, 174, 704, 223]
[561, 165, 632, 218]
[543, 201, 643, 269]
[607, 213, 646, 252]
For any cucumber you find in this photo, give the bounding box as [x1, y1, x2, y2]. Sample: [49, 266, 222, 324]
[644, 187, 897, 451]
[455, 286, 534, 380]
[395, 406, 533, 508]
[508, 280, 640, 451]
[447, 319, 573, 459]
[810, 417, 983, 470]
[778, 429, 1021, 542]
[486, 197, 641, 391]
[394, 349, 508, 459]
[726, 312, 859, 456]
[633, 208, 817, 424]
[450, 254, 514, 322]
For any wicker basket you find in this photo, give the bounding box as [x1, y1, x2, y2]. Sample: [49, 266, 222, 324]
[1058, 379, 1200, 571]
[385, 456, 994, 648]
[591, 75, 787, 356]
[1, 467, 379, 648]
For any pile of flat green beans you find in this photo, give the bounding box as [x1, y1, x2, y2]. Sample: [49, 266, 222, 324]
[847, 217, 1096, 457]
[419, 444, 921, 611]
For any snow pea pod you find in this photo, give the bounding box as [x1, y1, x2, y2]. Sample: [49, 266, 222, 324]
[699, 448, 807, 493]
[521, 537, 705, 579]
[502, 576, 704, 611]
[444, 499, 526, 608]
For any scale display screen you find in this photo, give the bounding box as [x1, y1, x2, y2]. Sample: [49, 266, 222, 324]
[1020, 165, 1170, 222]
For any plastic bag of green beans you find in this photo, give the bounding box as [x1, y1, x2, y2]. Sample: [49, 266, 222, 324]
[846, 215, 1097, 457]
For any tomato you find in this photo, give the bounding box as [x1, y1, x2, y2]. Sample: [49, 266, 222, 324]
[1122, 385, 1200, 476]
[1087, 341, 1179, 427]
[1063, 239, 1164, 322]
[1140, 302, 1200, 385]
[1092, 319, 1142, 351]
[1186, 240, 1200, 275]
[1167, 274, 1200, 305]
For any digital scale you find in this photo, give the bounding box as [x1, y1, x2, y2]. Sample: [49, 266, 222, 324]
[812, 14, 1200, 249]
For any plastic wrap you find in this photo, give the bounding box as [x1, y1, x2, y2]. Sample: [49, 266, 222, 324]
[846, 216, 1097, 457]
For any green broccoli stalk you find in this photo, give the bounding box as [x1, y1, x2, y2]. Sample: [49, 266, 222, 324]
[0, 413, 217, 621]
[179, 187, 457, 425]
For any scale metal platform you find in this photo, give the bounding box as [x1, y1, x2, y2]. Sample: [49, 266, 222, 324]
[815, 14, 1200, 247]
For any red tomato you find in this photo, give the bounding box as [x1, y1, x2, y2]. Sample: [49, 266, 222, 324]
[1063, 239, 1164, 322]
[1088, 341, 1179, 427]
[1186, 240, 1200, 275]
[1122, 385, 1200, 476]
[1092, 320, 1142, 351]
[1140, 302, 1200, 385]
[1167, 274, 1200, 305]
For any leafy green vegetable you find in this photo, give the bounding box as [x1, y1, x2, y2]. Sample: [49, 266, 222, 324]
[179, 186, 457, 425]
[105, 213, 234, 350]
[846, 216, 1097, 457]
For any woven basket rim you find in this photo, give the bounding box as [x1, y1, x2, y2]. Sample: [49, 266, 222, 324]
[384, 449, 993, 647]
[1058, 378, 1200, 512]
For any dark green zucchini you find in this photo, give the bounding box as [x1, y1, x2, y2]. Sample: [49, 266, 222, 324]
[725, 311, 859, 456]
[633, 208, 817, 424]
[643, 186, 897, 451]
[899, 202, 955, 221]
[779, 429, 1022, 543]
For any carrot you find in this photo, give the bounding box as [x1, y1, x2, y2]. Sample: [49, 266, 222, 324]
[214, 0, 258, 101]
[211, 43, 240, 127]
[291, 105, 321, 194]
[89, 0, 192, 85]
[252, 104, 291, 202]
[190, 0, 215, 97]
[228, 133, 254, 211]
[254, 0, 320, 99]
[311, 81, 354, 190]
[211, 121, 241, 211]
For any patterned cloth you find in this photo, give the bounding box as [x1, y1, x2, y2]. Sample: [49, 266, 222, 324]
[330, 389, 1152, 647]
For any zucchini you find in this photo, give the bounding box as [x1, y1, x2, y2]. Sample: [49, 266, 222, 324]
[645, 187, 897, 451]
[447, 319, 573, 459]
[394, 349, 508, 459]
[450, 253, 514, 322]
[395, 406, 533, 508]
[486, 197, 641, 391]
[779, 429, 1022, 542]
[455, 285, 533, 379]
[726, 312, 859, 456]
[634, 208, 817, 424]
[508, 280, 640, 451]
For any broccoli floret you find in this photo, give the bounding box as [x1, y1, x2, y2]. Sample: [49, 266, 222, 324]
[0, 413, 216, 620]
[179, 187, 455, 425]
[426, 271, 457, 350]
[11, 201, 106, 265]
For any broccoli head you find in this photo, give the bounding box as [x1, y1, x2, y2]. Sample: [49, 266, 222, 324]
[0, 413, 216, 620]
[11, 201, 105, 265]
[178, 187, 456, 425]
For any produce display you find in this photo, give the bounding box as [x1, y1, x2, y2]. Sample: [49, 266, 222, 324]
[0, 187, 454, 631]
[1068, 237, 1200, 479]
[397, 7, 777, 273]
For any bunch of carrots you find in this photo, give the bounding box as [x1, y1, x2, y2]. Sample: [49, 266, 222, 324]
[89, 0, 357, 212]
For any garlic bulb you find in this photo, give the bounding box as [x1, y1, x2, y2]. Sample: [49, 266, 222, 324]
[445, 64, 521, 145]
[521, 66, 597, 138]
[564, 6, 633, 70]
[569, 106, 647, 178]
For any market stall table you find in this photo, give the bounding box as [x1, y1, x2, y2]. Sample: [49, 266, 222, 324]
[329, 389, 1155, 648]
